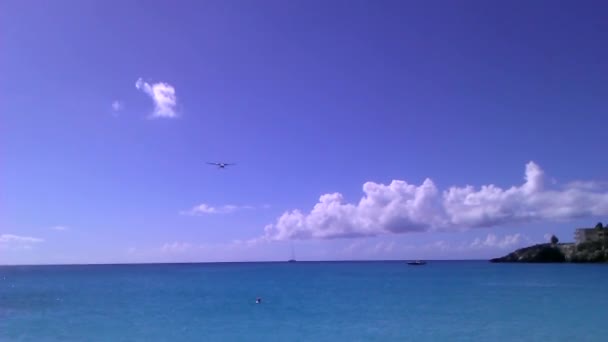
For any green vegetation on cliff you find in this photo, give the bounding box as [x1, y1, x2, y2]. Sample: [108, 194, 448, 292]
[490, 243, 567, 263]
[571, 241, 608, 262]
[491, 238, 608, 263]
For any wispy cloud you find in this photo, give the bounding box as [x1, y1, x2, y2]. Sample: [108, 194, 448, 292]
[373, 241, 395, 253]
[0, 234, 44, 250]
[343, 240, 365, 254]
[338, 239, 398, 258]
[180, 203, 255, 216]
[336, 233, 533, 259]
[161, 242, 192, 253]
[50, 225, 68, 231]
[231, 237, 268, 247]
[111, 100, 124, 114]
[264, 162, 608, 240]
[470, 233, 528, 249]
[135, 78, 177, 118]
[159, 239, 264, 256]
[0, 234, 44, 243]
[413, 233, 530, 253]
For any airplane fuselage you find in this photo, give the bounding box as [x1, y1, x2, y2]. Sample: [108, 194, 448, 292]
[207, 162, 233, 169]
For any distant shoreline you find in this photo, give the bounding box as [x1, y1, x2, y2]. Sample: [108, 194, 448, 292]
[491, 242, 608, 263]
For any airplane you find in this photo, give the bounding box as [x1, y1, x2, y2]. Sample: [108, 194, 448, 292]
[206, 162, 235, 169]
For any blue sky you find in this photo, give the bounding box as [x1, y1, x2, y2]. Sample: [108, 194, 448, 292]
[2, 0, 607, 264]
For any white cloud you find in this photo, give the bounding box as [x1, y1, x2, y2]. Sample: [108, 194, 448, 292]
[231, 237, 266, 247]
[50, 226, 68, 231]
[387, 233, 530, 257]
[0, 234, 44, 243]
[161, 242, 192, 253]
[135, 78, 177, 118]
[470, 233, 526, 249]
[181, 203, 254, 215]
[565, 180, 608, 190]
[0, 234, 44, 250]
[338, 239, 398, 258]
[422, 240, 453, 251]
[159, 239, 264, 256]
[111, 100, 124, 113]
[264, 162, 608, 240]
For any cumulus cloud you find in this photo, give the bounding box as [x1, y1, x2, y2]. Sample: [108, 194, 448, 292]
[264, 162, 608, 240]
[181, 203, 254, 215]
[135, 78, 177, 118]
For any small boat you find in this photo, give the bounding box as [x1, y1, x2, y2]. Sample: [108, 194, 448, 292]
[407, 260, 426, 265]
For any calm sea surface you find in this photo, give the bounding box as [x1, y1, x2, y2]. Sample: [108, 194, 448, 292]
[1, 261, 607, 341]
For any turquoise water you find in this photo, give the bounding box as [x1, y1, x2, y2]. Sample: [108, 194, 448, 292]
[1, 261, 607, 341]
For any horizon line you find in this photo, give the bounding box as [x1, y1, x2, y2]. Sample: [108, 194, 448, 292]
[0, 259, 491, 267]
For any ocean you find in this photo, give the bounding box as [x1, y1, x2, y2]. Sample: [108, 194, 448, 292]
[1, 261, 607, 341]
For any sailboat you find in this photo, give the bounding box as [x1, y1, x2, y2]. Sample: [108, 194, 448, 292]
[288, 242, 296, 263]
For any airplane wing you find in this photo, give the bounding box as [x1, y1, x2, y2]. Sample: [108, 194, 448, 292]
[206, 162, 219, 165]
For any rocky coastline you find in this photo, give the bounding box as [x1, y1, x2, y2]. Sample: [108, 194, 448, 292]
[490, 241, 608, 263]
